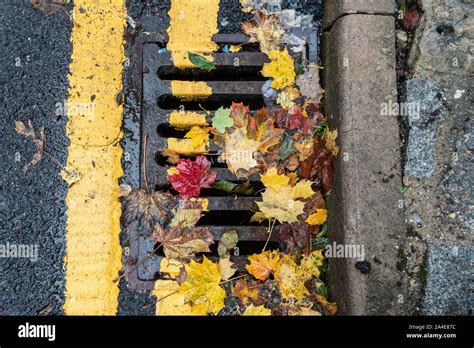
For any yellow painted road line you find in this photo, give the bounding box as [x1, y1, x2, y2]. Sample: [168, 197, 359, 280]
[167, 0, 219, 68]
[64, 0, 126, 315]
[155, 0, 220, 315]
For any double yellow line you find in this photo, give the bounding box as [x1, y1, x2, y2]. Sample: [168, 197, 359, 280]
[64, 0, 219, 315]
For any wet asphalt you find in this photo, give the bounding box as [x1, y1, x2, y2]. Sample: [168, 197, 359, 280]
[0, 0, 323, 316]
[0, 0, 72, 315]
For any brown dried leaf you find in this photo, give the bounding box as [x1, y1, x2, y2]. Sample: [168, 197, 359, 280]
[30, 0, 69, 16]
[123, 189, 174, 235]
[152, 224, 214, 261]
[232, 278, 260, 306]
[15, 120, 45, 173]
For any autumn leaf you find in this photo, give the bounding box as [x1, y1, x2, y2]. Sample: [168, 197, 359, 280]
[273, 254, 309, 300]
[212, 107, 233, 133]
[152, 199, 214, 260]
[168, 156, 217, 199]
[229, 102, 250, 127]
[243, 304, 271, 316]
[288, 304, 321, 316]
[15, 120, 45, 173]
[242, 11, 284, 53]
[261, 48, 296, 90]
[123, 189, 174, 235]
[153, 280, 195, 315]
[300, 140, 334, 193]
[305, 209, 327, 226]
[294, 138, 314, 161]
[218, 256, 237, 281]
[278, 133, 297, 161]
[260, 167, 289, 192]
[179, 257, 226, 315]
[211, 181, 255, 195]
[250, 211, 266, 223]
[276, 87, 300, 109]
[232, 278, 260, 305]
[217, 230, 239, 257]
[316, 294, 337, 316]
[188, 52, 216, 70]
[299, 250, 324, 279]
[184, 126, 211, 149]
[246, 108, 283, 153]
[59, 165, 82, 186]
[324, 129, 339, 156]
[278, 222, 317, 254]
[30, 0, 69, 16]
[246, 250, 281, 281]
[224, 128, 259, 177]
[291, 180, 315, 199]
[257, 186, 305, 223]
[169, 198, 205, 228]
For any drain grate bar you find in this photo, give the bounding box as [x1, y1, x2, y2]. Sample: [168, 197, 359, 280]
[129, 33, 282, 289]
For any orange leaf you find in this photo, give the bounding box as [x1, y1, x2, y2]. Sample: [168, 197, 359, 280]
[245, 250, 281, 281]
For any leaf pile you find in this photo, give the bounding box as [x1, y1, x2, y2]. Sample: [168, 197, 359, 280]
[124, 6, 339, 316]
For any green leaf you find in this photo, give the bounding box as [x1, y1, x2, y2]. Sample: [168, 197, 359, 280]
[212, 107, 233, 133]
[211, 180, 255, 195]
[316, 281, 328, 298]
[211, 180, 238, 192]
[188, 52, 216, 70]
[295, 63, 305, 76]
[278, 133, 297, 161]
[232, 181, 254, 195]
[314, 119, 327, 138]
[312, 237, 328, 250]
[399, 185, 408, 193]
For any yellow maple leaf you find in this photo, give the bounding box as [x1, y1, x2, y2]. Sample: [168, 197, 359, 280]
[276, 87, 300, 108]
[257, 186, 305, 223]
[274, 254, 310, 300]
[154, 280, 196, 316]
[246, 250, 281, 281]
[288, 306, 322, 316]
[184, 126, 210, 149]
[325, 129, 339, 156]
[179, 257, 226, 315]
[294, 139, 314, 161]
[218, 256, 237, 281]
[229, 45, 241, 52]
[250, 211, 267, 223]
[305, 209, 327, 225]
[261, 48, 296, 90]
[243, 305, 271, 316]
[299, 250, 324, 278]
[316, 294, 338, 316]
[260, 167, 289, 192]
[291, 180, 315, 199]
[225, 128, 260, 177]
[159, 258, 182, 276]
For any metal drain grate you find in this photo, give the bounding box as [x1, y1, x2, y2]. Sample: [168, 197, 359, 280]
[127, 33, 287, 289]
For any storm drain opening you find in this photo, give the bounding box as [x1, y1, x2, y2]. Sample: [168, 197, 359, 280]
[128, 33, 288, 289]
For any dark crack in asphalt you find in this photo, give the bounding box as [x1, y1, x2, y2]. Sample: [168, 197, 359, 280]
[0, 1, 72, 315]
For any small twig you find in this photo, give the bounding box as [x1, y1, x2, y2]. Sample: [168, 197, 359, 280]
[198, 103, 211, 116]
[262, 217, 277, 251]
[143, 133, 150, 193]
[113, 243, 162, 283]
[41, 150, 65, 170]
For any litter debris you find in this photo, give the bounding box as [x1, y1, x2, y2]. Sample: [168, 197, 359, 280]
[30, 0, 69, 16]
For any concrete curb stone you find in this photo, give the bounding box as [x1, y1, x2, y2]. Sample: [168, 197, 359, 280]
[322, 13, 409, 314]
[323, 0, 397, 30]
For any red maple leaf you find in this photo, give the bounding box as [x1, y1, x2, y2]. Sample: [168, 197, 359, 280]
[168, 156, 217, 199]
